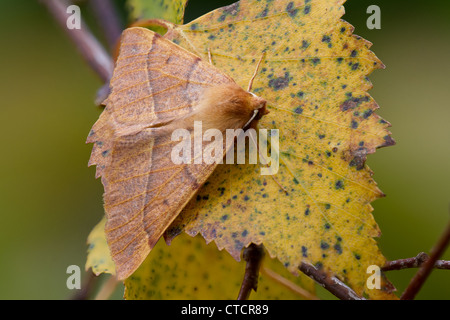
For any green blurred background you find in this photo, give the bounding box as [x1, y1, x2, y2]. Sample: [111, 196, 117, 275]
[0, 0, 448, 299]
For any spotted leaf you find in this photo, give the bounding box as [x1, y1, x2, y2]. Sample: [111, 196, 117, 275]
[160, 0, 396, 299]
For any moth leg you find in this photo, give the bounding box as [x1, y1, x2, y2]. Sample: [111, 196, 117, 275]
[247, 52, 266, 92]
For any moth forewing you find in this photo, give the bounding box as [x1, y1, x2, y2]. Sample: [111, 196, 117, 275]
[87, 27, 269, 280]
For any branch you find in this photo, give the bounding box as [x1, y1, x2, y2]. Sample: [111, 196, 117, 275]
[401, 221, 450, 300]
[298, 262, 365, 300]
[261, 267, 319, 300]
[237, 244, 265, 300]
[40, 0, 114, 83]
[383, 252, 450, 271]
[69, 271, 97, 300]
[89, 0, 123, 52]
[94, 275, 119, 300]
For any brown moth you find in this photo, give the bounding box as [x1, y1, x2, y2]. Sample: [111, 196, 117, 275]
[87, 27, 268, 280]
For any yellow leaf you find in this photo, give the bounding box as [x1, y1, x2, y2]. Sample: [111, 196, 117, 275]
[124, 233, 315, 299]
[163, 0, 396, 299]
[127, 0, 188, 24]
[86, 217, 116, 276]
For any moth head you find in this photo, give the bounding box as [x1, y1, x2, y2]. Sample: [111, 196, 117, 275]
[198, 84, 269, 131]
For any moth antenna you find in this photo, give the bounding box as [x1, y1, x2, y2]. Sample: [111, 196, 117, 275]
[243, 109, 260, 129]
[248, 128, 289, 195]
[247, 52, 266, 92]
[207, 48, 213, 65]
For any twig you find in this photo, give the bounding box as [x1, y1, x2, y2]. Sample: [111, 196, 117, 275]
[298, 262, 365, 300]
[237, 244, 265, 300]
[69, 271, 97, 300]
[261, 266, 319, 300]
[40, 0, 114, 83]
[89, 0, 123, 52]
[94, 275, 119, 300]
[383, 252, 450, 271]
[401, 221, 450, 300]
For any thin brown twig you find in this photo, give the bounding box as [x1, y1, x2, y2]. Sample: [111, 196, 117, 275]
[383, 252, 450, 271]
[69, 271, 97, 300]
[89, 0, 123, 52]
[237, 244, 265, 300]
[94, 275, 119, 300]
[401, 221, 450, 300]
[40, 0, 114, 83]
[261, 266, 320, 300]
[298, 262, 365, 300]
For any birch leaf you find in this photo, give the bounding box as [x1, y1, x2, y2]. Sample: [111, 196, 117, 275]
[161, 0, 396, 299]
[127, 0, 188, 24]
[86, 217, 116, 276]
[124, 233, 315, 299]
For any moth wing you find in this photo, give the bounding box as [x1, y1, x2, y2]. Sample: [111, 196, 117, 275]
[87, 27, 235, 279]
[87, 27, 233, 178]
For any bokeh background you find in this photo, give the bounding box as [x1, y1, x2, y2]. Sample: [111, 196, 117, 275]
[0, 0, 448, 299]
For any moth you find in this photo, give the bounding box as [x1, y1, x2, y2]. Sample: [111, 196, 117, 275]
[87, 27, 268, 280]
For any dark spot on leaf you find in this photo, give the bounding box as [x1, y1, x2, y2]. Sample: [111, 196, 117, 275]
[350, 50, 357, 57]
[351, 120, 359, 129]
[354, 253, 361, 260]
[334, 244, 343, 254]
[302, 246, 308, 257]
[318, 134, 325, 139]
[325, 203, 331, 210]
[320, 241, 329, 250]
[363, 109, 373, 119]
[286, 2, 299, 17]
[294, 106, 303, 114]
[242, 230, 248, 237]
[221, 214, 229, 221]
[335, 180, 344, 190]
[322, 35, 331, 43]
[304, 207, 310, 216]
[351, 63, 360, 70]
[235, 239, 244, 251]
[382, 135, 396, 147]
[301, 40, 309, 49]
[208, 34, 216, 40]
[304, 5, 311, 14]
[259, 7, 268, 18]
[312, 58, 321, 66]
[340, 95, 370, 111]
[190, 23, 198, 30]
[268, 72, 291, 91]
